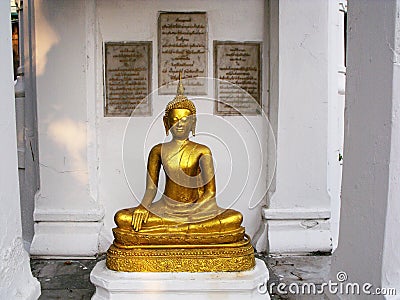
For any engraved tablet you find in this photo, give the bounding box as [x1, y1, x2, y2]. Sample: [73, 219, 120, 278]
[214, 41, 262, 115]
[158, 12, 207, 95]
[104, 42, 152, 117]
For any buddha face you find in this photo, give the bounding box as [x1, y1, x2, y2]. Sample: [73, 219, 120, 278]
[165, 108, 195, 139]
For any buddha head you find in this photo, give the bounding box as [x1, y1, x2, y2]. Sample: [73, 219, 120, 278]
[163, 75, 196, 139]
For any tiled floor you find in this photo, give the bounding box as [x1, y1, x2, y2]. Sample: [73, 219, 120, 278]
[256, 254, 331, 299]
[30, 257, 102, 299]
[31, 254, 331, 300]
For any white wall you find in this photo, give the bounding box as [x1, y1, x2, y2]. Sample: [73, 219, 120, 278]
[260, 0, 344, 254]
[0, 1, 40, 298]
[327, 0, 345, 251]
[330, 1, 400, 298]
[31, 0, 104, 257]
[96, 0, 270, 251]
[31, 0, 271, 255]
[18, 0, 41, 247]
[31, 0, 344, 256]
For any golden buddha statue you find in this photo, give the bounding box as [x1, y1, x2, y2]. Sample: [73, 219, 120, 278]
[106, 75, 255, 272]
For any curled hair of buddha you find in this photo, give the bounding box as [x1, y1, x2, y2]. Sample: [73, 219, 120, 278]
[164, 74, 196, 118]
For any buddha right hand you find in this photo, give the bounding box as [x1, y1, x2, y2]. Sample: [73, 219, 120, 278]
[132, 205, 149, 231]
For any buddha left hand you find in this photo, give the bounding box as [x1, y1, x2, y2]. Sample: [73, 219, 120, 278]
[132, 205, 149, 231]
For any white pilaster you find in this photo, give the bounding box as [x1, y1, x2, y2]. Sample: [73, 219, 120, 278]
[30, 0, 103, 257]
[0, 2, 40, 298]
[330, 1, 400, 298]
[260, 0, 343, 254]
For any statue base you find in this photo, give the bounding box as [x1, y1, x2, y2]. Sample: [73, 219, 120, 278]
[106, 237, 255, 272]
[90, 259, 270, 300]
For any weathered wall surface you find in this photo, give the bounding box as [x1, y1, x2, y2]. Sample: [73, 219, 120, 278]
[0, 1, 40, 298]
[330, 1, 400, 298]
[260, 0, 344, 254]
[31, 0, 270, 255]
[30, 0, 343, 256]
[31, 0, 104, 257]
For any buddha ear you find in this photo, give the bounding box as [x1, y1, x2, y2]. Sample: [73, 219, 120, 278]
[191, 116, 197, 136]
[163, 116, 170, 136]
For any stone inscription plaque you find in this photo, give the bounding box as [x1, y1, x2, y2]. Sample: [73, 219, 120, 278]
[214, 41, 262, 115]
[104, 42, 152, 117]
[158, 12, 207, 95]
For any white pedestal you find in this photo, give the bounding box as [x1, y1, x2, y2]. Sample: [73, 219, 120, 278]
[90, 259, 270, 300]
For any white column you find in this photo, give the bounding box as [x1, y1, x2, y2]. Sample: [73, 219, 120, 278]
[30, 0, 103, 258]
[328, 0, 346, 251]
[0, 2, 40, 298]
[330, 1, 400, 298]
[259, 0, 344, 254]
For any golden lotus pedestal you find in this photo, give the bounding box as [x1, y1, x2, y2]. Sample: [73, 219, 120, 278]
[106, 230, 255, 272]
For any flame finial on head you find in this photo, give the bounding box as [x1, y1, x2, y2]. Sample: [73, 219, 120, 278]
[177, 72, 185, 96]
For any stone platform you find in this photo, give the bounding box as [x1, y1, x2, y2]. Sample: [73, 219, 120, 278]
[90, 258, 270, 300]
[30, 254, 331, 299]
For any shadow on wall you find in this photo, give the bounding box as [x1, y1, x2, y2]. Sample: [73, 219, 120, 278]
[35, 0, 59, 77]
[47, 118, 88, 184]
